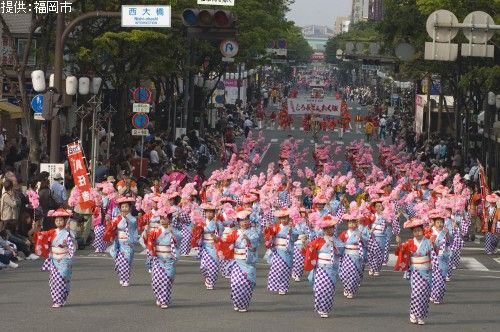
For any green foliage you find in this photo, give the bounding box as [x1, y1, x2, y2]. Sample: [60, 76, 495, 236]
[324, 21, 381, 63]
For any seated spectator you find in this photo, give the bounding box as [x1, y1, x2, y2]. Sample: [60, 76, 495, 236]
[0, 230, 19, 268]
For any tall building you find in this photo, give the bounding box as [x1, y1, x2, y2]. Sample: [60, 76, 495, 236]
[368, 0, 385, 21]
[351, 0, 369, 24]
[334, 16, 350, 35]
[301, 25, 335, 52]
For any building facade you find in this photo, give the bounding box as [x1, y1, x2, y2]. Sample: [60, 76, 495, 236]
[351, 0, 369, 24]
[334, 16, 350, 35]
[301, 25, 335, 52]
[368, 0, 385, 21]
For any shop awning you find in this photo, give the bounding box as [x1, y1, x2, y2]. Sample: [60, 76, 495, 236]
[0, 101, 23, 119]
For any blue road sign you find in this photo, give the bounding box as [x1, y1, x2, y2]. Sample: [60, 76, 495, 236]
[132, 113, 149, 129]
[31, 94, 44, 120]
[31, 94, 44, 113]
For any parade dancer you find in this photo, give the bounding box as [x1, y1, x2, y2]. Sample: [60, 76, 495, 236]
[219, 203, 237, 279]
[194, 203, 220, 290]
[173, 206, 193, 256]
[103, 196, 138, 287]
[445, 201, 464, 281]
[35, 208, 76, 308]
[146, 207, 182, 309]
[339, 212, 363, 299]
[483, 194, 499, 255]
[395, 217, 433, 325]
[427, 210, 450, 305]
[291, 208, 309, 282]
[304, 214, 344, 318]
[220, 208, 259, 312]
[265, 208, 297, 295]
[368, 198, 387, 276]
[92, 181, 116, 253]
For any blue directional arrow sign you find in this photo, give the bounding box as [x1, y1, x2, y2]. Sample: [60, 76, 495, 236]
[220, 39, 239, 58]
[31, 94, 44, 120]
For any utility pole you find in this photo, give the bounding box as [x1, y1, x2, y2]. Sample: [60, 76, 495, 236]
[50, 12, 64, 163]
[50, 11, 121, 163]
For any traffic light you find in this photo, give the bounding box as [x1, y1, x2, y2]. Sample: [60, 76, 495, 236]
[182, 9, 235, 29]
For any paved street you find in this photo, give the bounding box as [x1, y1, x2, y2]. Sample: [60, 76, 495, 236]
[1, 244, 499, 332]
[2, 99, 500, 332]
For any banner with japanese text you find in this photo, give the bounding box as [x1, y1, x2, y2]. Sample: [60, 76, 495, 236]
[66, 141, 93, 210]
[287, 97, 341, 116]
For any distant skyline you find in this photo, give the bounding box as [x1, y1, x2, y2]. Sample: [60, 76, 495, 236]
[287, 0, 352, 27]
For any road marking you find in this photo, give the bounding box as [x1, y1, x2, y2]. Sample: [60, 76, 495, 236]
[461, 257, 489, 271]
[291, 126, 295, 130]
[336, 141, 344, 145]
[494, 257, 500, 265]
[324, 140, 331, 144]
[357, 107, 362, 110]
[270, 138, 278, 143]
[300, 127, 304, 131]
[310, 140, 315, 144]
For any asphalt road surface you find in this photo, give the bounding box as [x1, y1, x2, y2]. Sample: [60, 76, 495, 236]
[2, 99, 499, 331]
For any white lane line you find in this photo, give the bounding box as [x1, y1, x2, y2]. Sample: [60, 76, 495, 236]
[324, 140, 331, 144]
[300, 127, 304, 131]
[270, 138, 278, 143]
[357, 107, 362, 110]
[336, 141, 344, 145]
[461, 257, 489, 271]
[494, 257, 500, 265]
[291, 126, 295, 130]
[310, 140, 315, 144]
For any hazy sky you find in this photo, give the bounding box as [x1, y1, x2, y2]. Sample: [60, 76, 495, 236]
[287, 0, 351, 27]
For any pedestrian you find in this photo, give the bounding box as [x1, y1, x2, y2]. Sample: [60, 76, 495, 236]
[103, 195, 138, 287]
[379, 115, 387, 140]
[146, 206, 181, 309]
[304, 214, 344, 318]
[50, 173, 67, 207]
[395, 217, 433, 325]
[244, 117, 253, 138]
[219, 207, 259, 312]
[364, 120, 374, 143]
[0, 179, 19, 232]
[265, 208, 297, 295]
[34, 208, 76, 308]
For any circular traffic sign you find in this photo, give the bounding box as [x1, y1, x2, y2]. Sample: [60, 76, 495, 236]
[132, 113, 149, 129]
[31, 94, 44, 113]
[426, 10, 459, 42]
[463, 11, 494, 44]
[395, 43, 415, 62]
[132, 87, 152, 103]
[220, 39, 239, 58]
